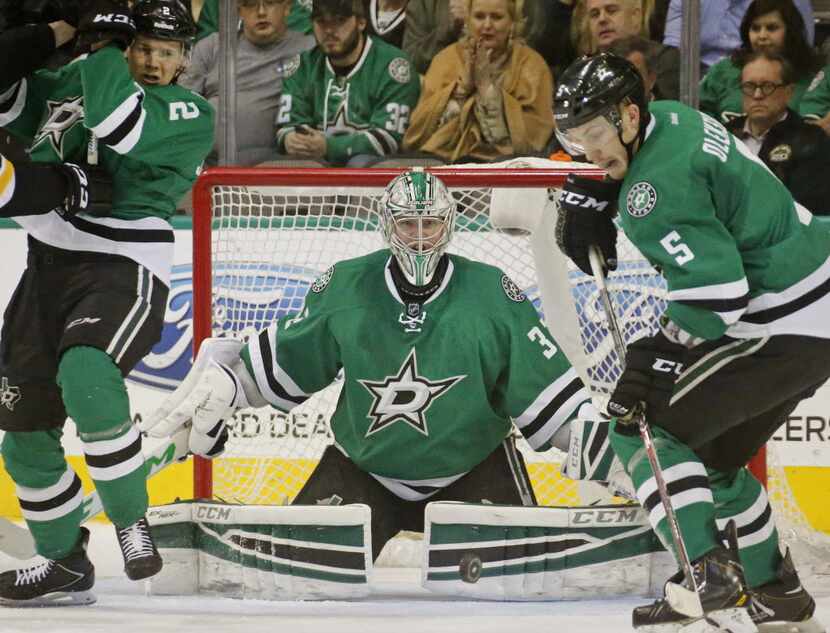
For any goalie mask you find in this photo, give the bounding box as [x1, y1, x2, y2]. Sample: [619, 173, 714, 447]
[380, 170, 456, 287]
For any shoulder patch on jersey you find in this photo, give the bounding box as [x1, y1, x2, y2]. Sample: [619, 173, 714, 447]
[282, 54, 301, 79]
[501, 275, 526, 302]
[626, 181, 658, 218]
[808, 70, 824, 93]
[311, 265, 334, 293]
[388, 57, 412, 84]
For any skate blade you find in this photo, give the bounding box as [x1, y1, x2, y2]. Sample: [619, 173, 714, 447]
[757, 616, 827, 633]
[638, 609, 757, 633]
[0, 589, 96, 607]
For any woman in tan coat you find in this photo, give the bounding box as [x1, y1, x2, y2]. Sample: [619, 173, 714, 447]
[402, 0, 554, 162]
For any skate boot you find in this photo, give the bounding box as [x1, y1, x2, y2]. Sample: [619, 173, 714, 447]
[747, 549, 825, 633]
[633, 523, 753, 631]
[115, 516, 162, 581]
[0, 527, 95, 607]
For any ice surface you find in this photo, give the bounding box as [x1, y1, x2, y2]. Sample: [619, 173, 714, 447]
[0, 523, 827, 633]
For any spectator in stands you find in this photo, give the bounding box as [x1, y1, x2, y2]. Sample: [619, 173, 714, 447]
[577, 0, 678, 99]
[725, 52, 830, 215]
[699, 0, 823, 124]
[366, 0, 409, 48]
[196, 0, 312, 39]
[799, 66, 830, 136]
[663, 0, 813, 71]
[180, 0, 315, 166]
[608, 36, 659, 99]
[402, 0, 553, 162]
[275, 0, 421, 166]
[402, 0, 555, 76]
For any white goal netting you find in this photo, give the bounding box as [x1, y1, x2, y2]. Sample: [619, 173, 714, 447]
[193, 161, 830, 581]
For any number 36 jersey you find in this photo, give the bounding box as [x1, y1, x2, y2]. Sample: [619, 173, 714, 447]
[241, 250, 590, 500]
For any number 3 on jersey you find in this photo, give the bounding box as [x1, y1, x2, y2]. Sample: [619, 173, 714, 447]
[528, 326, 557, 359]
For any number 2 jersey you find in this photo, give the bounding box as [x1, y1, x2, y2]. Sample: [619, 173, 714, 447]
[617, 100, 830, 342]
[241, 250, 591, 500]
[0, 45, 214, 284]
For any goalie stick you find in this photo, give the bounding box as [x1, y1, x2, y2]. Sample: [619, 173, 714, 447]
[587, 247, 756, 633]
[0, 427, 190, 560]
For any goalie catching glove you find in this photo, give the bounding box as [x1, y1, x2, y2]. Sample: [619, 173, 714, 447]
[141, 338, 266, 459]
[554, 174, 620, 276]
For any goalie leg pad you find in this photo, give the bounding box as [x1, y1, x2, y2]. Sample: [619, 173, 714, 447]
[146, 502, 373, 600]
[422, 501, 675, 601]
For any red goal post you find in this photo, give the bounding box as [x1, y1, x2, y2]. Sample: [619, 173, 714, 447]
[189, 165, 767, 502]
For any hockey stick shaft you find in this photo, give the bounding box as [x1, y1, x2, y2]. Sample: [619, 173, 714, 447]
[587, 246, 704, 618]
[0, 427, 190, 560]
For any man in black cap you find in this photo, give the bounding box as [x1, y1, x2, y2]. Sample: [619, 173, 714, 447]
[275, 0, 421, 165]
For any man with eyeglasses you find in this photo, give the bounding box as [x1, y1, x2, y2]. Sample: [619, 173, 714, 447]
[179, 0, 315, 165]
[726, 51, 830, 215]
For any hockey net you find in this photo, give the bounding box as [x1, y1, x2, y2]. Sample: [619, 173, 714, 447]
[191, 162, 829, 579]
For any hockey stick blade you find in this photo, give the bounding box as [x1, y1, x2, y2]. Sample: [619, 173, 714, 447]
[0, 427, 190, 559]
[666, 580, 705, 618]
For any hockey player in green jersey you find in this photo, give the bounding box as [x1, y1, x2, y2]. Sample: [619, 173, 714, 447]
[0, 0, 216, 607]
[144, 169, 621, 562]
[275, 0, 421, 166]
[554, 52, 829, 631]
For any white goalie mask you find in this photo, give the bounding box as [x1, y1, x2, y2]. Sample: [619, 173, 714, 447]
[380, 169, 457, 286]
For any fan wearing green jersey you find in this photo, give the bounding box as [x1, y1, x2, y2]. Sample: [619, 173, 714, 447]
[143, 169, 622, 562]
[275, 0, 421, 166]
[553, 52, 829, 632]
[0, 0, 215, 608]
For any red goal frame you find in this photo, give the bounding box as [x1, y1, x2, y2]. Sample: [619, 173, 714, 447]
[189, 166, 767, 500]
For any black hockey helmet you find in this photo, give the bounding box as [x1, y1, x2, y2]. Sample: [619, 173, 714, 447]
[132, 0, 196, 48]
[554, 53, 650, 162]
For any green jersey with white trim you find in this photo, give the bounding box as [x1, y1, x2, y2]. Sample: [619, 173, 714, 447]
[798, 66, 830, 120]
[241, 250, 590, 500]
[0, 45, 214, 222]
[275, 36, 421, 165]
[618, 101, 830, 342]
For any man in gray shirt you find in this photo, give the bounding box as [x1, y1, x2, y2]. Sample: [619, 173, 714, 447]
[180, 0, 315, 165]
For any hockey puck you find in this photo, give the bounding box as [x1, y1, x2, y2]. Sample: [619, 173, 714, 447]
[459, 552, 482, 583]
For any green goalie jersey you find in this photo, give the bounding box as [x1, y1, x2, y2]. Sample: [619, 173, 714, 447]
[241, 250, 590, 500]
[618, 101, 830, 342]
[0, 45, 214, 223]
[275, 36, 421, 165]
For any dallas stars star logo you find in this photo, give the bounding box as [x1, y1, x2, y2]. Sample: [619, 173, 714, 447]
[358, 349, 466, 438]
[33, 96, 85, 158]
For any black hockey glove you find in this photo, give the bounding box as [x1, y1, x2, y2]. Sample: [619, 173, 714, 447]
[74, 0, 134, 54]
[555, 174, 620, 276]
[53, 161, 113, 219]
[607, 332, 687, 424]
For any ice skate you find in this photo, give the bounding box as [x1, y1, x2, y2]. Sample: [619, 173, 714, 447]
[747, 549, 825, 633]
[115, 516, 162, 581]
[0, 527, 95, 607]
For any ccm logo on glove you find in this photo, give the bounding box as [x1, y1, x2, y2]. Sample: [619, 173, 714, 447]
[652, 358, 684, 374]
[93, 13, 133, 24]
[560, 191, 611, 211]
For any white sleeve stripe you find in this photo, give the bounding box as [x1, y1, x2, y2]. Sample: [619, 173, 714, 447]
[361, 130, 386, 155]
[0, 79, 27, 127]
[267, 325, 309, 399]
[524, 387, 590, 450]
[108, 108, 145, 155]
[514, 368, 579, 428]
[667, 277, 749, 302]
[90, 89, 143, 139]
